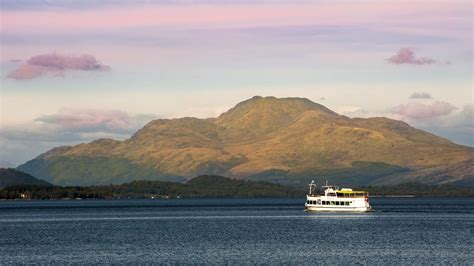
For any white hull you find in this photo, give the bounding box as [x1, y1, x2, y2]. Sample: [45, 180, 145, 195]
[305, 205, 371, 212]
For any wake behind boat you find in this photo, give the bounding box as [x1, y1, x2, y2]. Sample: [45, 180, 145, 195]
[305, 181, 372, 212]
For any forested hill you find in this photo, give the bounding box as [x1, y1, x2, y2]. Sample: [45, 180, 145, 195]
[0, 168, 51, 189]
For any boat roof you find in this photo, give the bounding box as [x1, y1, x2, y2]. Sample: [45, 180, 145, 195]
[336, 190, 368, 194]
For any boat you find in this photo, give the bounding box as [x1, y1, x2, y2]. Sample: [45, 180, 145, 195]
[305, 180, 372, 212]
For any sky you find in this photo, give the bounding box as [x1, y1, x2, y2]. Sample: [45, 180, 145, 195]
[0, 0, 473, 166]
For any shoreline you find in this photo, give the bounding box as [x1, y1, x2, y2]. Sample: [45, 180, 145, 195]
[4, 194, 474, 201]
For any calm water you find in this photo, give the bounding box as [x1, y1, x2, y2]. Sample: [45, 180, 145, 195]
[0, 198, 473, 264]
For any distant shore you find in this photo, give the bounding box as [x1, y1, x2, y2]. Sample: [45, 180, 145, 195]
[1, 190, 472, 200]
[0, 175, 302, 200]
[2, 175, 473, 200]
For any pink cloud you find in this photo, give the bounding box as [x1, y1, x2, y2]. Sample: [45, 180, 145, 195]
[36, 109, 133, 133]
[7, 53, 110, 80]
[7, 64, 49, 80]
[387, 48, 436, 65]
[34, 108, 159, 135]
[391, 101, 456, 120]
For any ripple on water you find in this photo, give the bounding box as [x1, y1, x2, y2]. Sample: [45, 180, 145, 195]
[0, 198, 473, 264]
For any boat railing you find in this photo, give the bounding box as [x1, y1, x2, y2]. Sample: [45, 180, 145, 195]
[335, 192, 368, 198]
[308, 193, 369, 198]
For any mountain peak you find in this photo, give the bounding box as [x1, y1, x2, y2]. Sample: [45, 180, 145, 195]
[224, 96, 335, 114]
[215, 96, 337, 141]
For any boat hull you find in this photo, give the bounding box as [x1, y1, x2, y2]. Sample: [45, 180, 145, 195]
[305, 205, 372, 212]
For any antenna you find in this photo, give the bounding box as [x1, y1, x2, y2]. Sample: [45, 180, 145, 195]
[308, 180, 316, 195]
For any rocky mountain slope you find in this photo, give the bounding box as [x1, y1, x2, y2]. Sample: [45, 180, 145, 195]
[18, 96, 474, 187]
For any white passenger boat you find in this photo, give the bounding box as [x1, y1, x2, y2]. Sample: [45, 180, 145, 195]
[305, 181, 371, 212]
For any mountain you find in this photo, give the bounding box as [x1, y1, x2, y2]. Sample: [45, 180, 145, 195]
[18, 96, 474, 187]
[0, 168, 51, 188]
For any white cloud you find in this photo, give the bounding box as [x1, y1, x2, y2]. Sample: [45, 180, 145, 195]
[410, 92, 432, 99]
[418, 104, 474, 146]
[390, 101, 456, 122]
[0, 109, 160, 166]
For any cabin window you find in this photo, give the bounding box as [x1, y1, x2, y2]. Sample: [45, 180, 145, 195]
[335, 201, 339, 206]
[317, 199, 321, 205]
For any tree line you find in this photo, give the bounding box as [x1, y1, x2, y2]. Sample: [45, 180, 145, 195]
[1, 176, 472, 200]
[0, 175, 304, 199]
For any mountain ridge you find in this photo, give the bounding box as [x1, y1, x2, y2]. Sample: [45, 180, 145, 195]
[18, 96, 474, 187]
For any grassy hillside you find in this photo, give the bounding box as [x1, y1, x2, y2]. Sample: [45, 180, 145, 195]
[18, 96, 474, 187]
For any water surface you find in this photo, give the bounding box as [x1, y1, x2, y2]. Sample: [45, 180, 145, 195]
[1, 198, 472, 264]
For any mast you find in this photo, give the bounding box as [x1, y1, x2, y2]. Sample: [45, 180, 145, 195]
[308, 180, 316, 195]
